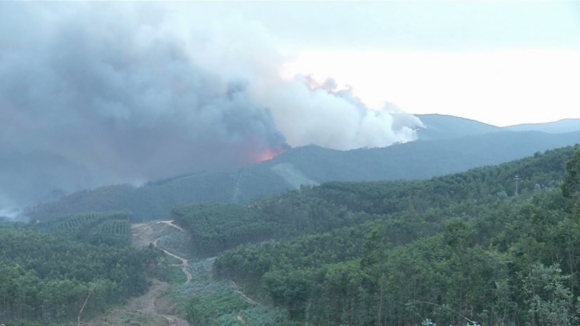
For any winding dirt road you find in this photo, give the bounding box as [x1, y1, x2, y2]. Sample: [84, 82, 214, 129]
[157, 220, 185, 232]
[129, 219, 257, 325]
[82, 221, 192, 326]
[229, 280, 258, 305]
[153, 238, 193, 284]
[133, 220, 192, 284]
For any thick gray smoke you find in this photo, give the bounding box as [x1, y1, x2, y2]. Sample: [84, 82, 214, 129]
[0, 2, 422, 208]
[264, 76, 422, 150]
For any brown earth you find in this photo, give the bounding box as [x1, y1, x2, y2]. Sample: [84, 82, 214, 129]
[80, 279, 189, 326]
[81, 219, 259, 326]
[152, 238, 193, 284]
[79, 221, 191, 326]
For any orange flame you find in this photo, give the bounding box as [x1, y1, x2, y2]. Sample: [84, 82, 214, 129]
[254, 148, 284, 162]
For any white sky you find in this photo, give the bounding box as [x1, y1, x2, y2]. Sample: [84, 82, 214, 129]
[284, 49, 580, 127]
[212, 1, 580, 127]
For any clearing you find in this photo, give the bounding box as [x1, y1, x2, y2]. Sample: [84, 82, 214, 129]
[81, 220, 192, 326]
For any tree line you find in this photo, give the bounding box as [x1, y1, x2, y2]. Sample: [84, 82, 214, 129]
[211, 145, 580, 325]
[0, 212, 163, 324]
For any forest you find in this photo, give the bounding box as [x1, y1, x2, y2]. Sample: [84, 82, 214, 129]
[207, 145, 580, 325]
[25, 130, 580, 222]
[0, 211, 162, 325]
[2, 144, 579, 325]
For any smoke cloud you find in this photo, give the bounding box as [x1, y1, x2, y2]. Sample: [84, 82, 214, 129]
[0, 2, 421, 208]
[258, 76, 422, 150]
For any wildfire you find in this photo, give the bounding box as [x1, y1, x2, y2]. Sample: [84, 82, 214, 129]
[254, 148, 284, 162]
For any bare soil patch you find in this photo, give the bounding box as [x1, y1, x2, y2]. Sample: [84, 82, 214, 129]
[81, 220, 192, 326]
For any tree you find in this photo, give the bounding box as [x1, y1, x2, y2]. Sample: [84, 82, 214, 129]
[523, 263, 576, 326]
[562, 147, 580, 209]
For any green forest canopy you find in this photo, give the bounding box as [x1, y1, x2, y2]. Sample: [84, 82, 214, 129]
[26, 131, 580, 221]
[0, 211, 162, 324]
[206, 145, 580, 325]
[3, 144, 580, 326]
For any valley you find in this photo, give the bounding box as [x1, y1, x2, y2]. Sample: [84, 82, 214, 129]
[84, 219, 266, 326]
[25, 128, 580, 222]
[2, 144, 580, 325]
[134, 220, 192, 284]
[73, 220, 193, 326]
[2, 2, 579, 325]
[81, 279, 188, 326]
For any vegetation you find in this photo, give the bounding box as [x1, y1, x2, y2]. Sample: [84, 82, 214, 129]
[563, 147, 580, 209]
[37, 211, 132, 247]
[173, 146, 575, 256]
[415, 113, 501, 141]
[0, 212, 162, 324]
[6, 143, 580, 325]
[26, 130, 580, 221]
[172, 196, 384, 258]
[172, 203, 272, 257]
[209, 145, 580, 325]
[26, 172, 240, 221]
[172, 258, 293, 326]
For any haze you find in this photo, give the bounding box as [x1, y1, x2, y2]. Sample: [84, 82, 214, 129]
[1, 1, 579, 210]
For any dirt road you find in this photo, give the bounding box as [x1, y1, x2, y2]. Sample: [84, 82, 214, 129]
[80, 220, 196, 325]
[80, 279, 189, 326]
[153, 238, 193, 284]
[131, 220, 192, 284]
[157, 220, 186, 232]
[229, 280, 258, 305]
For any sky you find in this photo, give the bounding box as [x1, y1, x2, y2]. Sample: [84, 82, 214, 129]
[0, 1, 424, 207]
[219, 1, 580, 126]
[1, 1, 579, 210]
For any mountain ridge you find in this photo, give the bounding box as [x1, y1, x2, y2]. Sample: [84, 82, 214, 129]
[26, 129, 580, 221]
[416, 113, 580, 140]
[505, 118, 580, 133]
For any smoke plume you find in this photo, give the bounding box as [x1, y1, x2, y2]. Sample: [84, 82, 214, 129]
[0, 2, 422, 208]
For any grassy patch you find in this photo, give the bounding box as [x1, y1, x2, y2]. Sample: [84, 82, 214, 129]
[215, 306, 294, 326]
[183, 279, 249, 325]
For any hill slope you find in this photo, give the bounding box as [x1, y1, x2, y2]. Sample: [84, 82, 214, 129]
[165, 144, 579, 325]
[415, 114, 501, 140]
[415, 114, 580, 140]
[505, 118, 580, 134]
[27, 131, 580, 221]
[211, 145, 580, 326]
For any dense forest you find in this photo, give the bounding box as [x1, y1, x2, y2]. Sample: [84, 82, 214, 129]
[173, 146, 575, 256]
[0, 211, 162, 325]
[3, 145, 580, 325]
[25, 131, 580, 221]
[205, 145, 580, 325]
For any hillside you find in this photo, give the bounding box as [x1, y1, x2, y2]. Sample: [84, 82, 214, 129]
[172, 145, 577, 256]
[505, 118, 580, 134]
[162, 144, 580, 325]
[27, 130, 580, 221]
[415, 114, 580, 140]
[415, 114, 501, 140]
[9, 145, 580, 325]
[0, 212, 163, 325]
[268, 130, 580, 182]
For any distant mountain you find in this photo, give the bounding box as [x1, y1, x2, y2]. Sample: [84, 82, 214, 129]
[415, 114, 580, 141]
[504, 118, 580, 134]
[0, 147, 93, 208]
[26, 130, 580, 221]
[415, 114, 501, 140]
